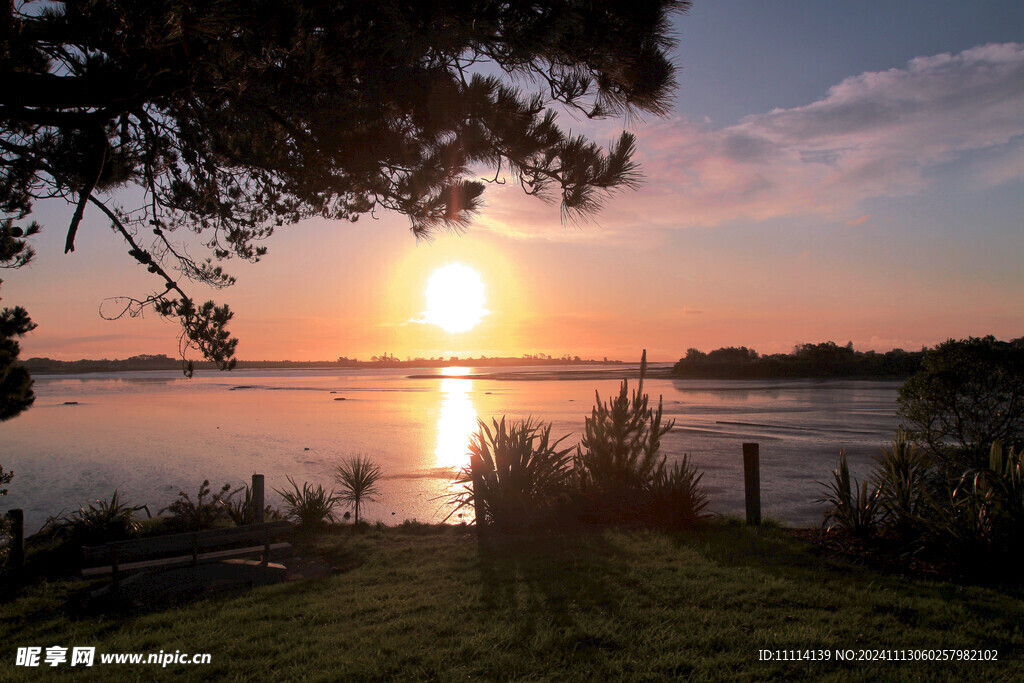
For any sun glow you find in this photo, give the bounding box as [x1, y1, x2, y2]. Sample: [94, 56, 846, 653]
[423, 264, 488, 333]
[435, 374, 478, 469]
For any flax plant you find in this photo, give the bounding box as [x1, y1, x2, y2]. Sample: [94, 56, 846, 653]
[929, 441, 1024, 563]
[871, 428, 930, 539]
[818, 451, 881, 537]
[275, 477, 340, 529]
[649, 455, 709, 528]
[43, 490, 147, 544]
[449, 416, 574, 532]
[221, 482, 279, 525]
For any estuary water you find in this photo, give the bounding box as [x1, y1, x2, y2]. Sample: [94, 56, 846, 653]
[1, 365, 902, 533]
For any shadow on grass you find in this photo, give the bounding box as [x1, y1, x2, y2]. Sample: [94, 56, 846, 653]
[685, 518, 825, 573]
[476, 528, 629, 609]
[470, 527, 646, 666]
[8, 519, 1024, 673]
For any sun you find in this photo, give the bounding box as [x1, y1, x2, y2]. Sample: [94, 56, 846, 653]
[423, 264, 488, 333]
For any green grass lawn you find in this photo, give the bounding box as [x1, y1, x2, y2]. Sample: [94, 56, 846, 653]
[2, 521, 1023, 681]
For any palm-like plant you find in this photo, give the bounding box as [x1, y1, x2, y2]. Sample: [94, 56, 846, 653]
[335, 455, 383, 525]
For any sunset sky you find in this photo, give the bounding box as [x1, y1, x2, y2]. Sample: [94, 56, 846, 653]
[8, 1, 1024, 362]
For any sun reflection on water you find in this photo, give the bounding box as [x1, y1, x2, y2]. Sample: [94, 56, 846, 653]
[434, 371, 478, 470]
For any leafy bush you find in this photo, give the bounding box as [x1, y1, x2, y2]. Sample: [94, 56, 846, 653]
[41, 490, 147, 545]
[161, 480, 239, 531]
[871, 428, 930, 539]
[450, 416, 574, 532]
[275, 477, 339, 529]
[335, 455, 383, 525]
[818, 452, 880, 537]
[0, 464, 11, 496]
[648, 455, 708, 528]
[575, 351, 675, 521]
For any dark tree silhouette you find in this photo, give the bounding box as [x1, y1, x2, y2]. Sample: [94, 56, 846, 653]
[0, 297, 34, 420]
[0, 219, 39, 420]
[672, 341, 924, 379]
[898, 336, 1024, 470]
[706, 346, 758, 363]
[1, 0, 688, 376]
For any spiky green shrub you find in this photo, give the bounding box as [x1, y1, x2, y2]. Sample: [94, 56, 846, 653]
[275, 477, 339, 529]
[161, 480, 239, 531]
[575, 351, 675, 522]
[335, 455, 383, 525]
[221, 482, 280, 525]
[450, 416, 574, 532]
[41, 490, 147, 545]
[648, 455, 709, 528]
[871, 428, 930, 539]
[818, 451, 880, 537]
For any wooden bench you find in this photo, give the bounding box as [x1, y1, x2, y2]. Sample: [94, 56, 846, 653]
[82, 521, 294, 594]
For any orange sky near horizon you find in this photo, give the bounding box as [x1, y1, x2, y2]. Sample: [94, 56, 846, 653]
[11, 180, 1021, 364]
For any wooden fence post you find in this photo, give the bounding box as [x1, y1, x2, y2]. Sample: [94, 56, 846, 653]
[252, 474, 265, 524]
[742, 443, 761, 526]
[8, 509, 24, 578]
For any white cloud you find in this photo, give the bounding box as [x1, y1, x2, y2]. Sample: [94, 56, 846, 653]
[644, 42, 1024, 226]
[478, 43, 1024, 237]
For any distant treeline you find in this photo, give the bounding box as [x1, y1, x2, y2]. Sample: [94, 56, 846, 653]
[671, 342, 925, 379]
[23, 354, 184, 374]
[23, 354, 621, 375]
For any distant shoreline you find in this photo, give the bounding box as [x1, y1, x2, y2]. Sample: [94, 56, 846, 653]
[409, 369, 907, 382]
[23, 358, 914, 382]
[22, 356, 627, 376]
[407, 368, 666, 381]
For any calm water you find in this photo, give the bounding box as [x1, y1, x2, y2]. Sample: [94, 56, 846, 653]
[2, 365, 902, 533]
